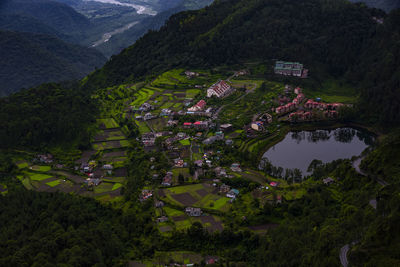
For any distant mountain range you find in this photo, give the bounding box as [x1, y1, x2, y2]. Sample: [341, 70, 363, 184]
[0, 0, 212, 95]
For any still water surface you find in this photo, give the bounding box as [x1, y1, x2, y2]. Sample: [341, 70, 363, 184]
[261, 128, 373, 174]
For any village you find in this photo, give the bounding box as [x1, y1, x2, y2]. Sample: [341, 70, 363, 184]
[11, 62, 351, 248]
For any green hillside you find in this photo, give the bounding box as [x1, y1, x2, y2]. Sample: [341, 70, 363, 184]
[0, 31, 106, 96]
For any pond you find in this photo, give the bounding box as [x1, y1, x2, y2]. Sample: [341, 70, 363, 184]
[260, 128, 374, 175]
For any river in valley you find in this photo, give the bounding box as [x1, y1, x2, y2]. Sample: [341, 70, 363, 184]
[85, 0, 157, 15]
[260, 127, 374, 175]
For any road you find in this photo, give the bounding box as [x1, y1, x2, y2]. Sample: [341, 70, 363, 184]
[352, 156, 388, 186]
[340, 244, 350, 267]
[340, 156, 388, 266]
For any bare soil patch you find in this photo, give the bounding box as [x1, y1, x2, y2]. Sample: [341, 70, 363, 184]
[158, 189, 166, 197]
[196, 189, 208, 197]
[75, 150, 96, 164]
[114, 168, 128, 177]
[159, 226, 172, 232]
[172, 215, 187, 222]
[172, 192, 197, 206]
[103, 151, 126, 158]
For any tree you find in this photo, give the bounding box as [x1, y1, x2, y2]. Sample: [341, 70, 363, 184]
[178, 173, 185, 185]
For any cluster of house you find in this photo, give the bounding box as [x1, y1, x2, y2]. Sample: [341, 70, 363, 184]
[207, 80, 233, 98]
[141, 131, 173, 147]
[274, 61, 308, 78]
[303, 99, 344, 119]
[304, 99, 344, 110]
[288, 110, 312, 121]
[185, 71, 199, 78]
[36, 154, 53, 164]
[183, 121, 209, 130]
[275, 87, 305, 114]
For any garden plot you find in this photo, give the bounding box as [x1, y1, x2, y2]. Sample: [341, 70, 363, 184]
[30, 165, 51, 172]
[147, 118, 167, 132]
[93, 129, 126, 142]
[75, 150, 96, 164]
[16, 161, 30, 169]
[199, 216, 224, 232]
[97, 118, 119, 129]
[159, 183, 231, 212]
[130, 88, 154, 107]
[92, 140, 129, 150]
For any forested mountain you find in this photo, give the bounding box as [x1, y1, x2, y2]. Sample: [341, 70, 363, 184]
[86, 0, 400, 124]
[0, 0, 90, 41]
[0, 31, 106, 96]
[349, 0, 400, 12]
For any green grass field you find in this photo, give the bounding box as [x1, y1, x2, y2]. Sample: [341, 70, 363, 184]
[28, 173, 53, 181]
[164, 206, 185, 217]
[112, 183, 123, 191]
[94, 182, 114, 194]
[46, 179, 61, 187]
[31, 165, 51, 172]
[130, 88, 154, 106]
[303, 80, 358, 104]
[186, 89, 201, 98]
[179, 139, 191, 146]
[17, 162, 29, 169]
[98, 118, 119, 128]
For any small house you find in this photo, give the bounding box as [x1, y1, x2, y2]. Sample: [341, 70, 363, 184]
[156, 216, 168, 223]
[185, 207, 202, 216]
[226, 189, 239, 198]
[323, 177, 335, 185]
[161, 172, 173, 186]
[251, 121, 264, 131]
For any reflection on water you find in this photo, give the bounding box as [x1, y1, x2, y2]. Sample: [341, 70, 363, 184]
[261, 128, 373, 174]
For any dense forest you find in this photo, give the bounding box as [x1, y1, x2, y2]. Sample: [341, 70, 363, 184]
[0, 31, 106, 96]
[0, 82, 96, 149]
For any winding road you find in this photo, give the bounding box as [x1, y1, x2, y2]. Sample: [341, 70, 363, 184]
[340, 156, 389, 266]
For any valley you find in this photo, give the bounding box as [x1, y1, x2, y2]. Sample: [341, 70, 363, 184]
[0, 0, 400, 266]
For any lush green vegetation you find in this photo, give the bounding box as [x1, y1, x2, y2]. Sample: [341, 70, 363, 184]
[0, 82, 97, 149]
[0, 30, 105, 96]
[1, 0, 400, 266]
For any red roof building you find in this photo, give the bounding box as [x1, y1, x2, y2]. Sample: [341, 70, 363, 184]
[207, 80, 232, 98]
